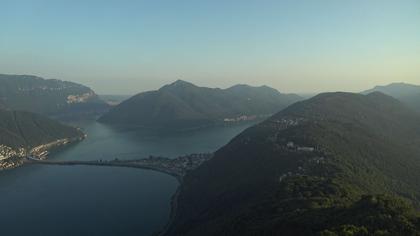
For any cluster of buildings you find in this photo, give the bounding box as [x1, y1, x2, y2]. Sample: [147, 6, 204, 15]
[29, 137, 81, 160]
[278, 156, 326, 183]
[0, 145, 25, 161]
[0, 136, 85, 170]
[0, 157, 22, 170]
[309, 156, 325, 165]
[67, 91, 95, 104]
[132, 153, 214, 178]
[286, 142, 315, 152]
[223, 115, 258, 122]
[0, 145, 26, 170]
[272, 117, 304, 129]
[277, 143, 321, 183]
[172, 153, 213, 172]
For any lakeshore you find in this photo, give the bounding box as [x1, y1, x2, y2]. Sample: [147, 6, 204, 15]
[25, 153, 213, 181]
[25, 152, 214, 236]
[0, 121, 254, 235]
[0, 135, 86, 170]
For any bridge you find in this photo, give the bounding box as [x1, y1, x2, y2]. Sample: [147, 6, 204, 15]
[25, 153, 213, 181]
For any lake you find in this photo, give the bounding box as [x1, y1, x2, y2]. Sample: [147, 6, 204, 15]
[0, 121, 255, 236]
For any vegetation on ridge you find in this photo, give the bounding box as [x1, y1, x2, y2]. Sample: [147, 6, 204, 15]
[166, 92, 420, 236]
[99, 80, 302, 128]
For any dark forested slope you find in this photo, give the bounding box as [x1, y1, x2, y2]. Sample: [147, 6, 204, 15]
[166, 92, 420, 236]
[0, 109, 83, 150]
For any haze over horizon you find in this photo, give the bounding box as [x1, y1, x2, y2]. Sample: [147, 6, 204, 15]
[2, 2, 420, 235]
[1, 0, 419, 94]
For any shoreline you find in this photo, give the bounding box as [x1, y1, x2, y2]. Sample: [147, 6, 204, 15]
[25, 155, 185, 236]
[155, 179, 182, 236]
[25, 154, 204, 236]
[4, 134, 206, 236]
[29, 135, 86, 160]
[0, 134, 86, 170]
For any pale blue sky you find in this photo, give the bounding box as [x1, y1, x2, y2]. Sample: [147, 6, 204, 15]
[1, 0, 419, 94]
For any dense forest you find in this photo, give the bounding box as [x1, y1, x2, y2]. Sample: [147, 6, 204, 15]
[166, 92, 420, 236]
[0, 109, 83, 149]
[99, 80, 302, 128]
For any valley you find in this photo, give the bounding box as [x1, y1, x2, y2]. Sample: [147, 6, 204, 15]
[2, 1, 419, 235]
[0, 74, 419, 236]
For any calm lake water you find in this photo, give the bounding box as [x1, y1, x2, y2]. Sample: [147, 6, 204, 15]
[0, 121, 255, 236]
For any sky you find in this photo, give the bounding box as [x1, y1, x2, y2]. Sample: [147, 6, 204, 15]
[0, 0, 419, 95]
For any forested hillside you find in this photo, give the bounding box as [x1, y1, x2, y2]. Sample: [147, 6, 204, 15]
[0, 109, 83, 150]
[167, 92, 420, 236]
[99, 80, 302, 128]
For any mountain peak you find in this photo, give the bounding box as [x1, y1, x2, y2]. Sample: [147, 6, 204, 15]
[364, 82, 420, 94]
[159, 80, 197, 91]
[168, 88, 420, 235]
[171, 79, 196, 87]
[375, 82, 411, 88]
[99, 81, 302, 128]
[274, 91, 409, 123]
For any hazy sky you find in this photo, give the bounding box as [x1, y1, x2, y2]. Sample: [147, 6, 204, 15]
[1, 0, 419, 94]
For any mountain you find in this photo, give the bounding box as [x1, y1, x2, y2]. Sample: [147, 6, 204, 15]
[166, 92, 420, 235]
[98, 80, 302, 128]
[0, 109, 84, 164]
[0, 110, 83, 149]
[0, 74, 110, 119]
[99, 94, 131, 106]
[362, 82, 420, 112]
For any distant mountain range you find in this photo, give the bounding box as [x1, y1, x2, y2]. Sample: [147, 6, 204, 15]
[0, 74, 90, 168]
[166, 91, 420, 235]
[362, 82, 420, 112]
[99, 94, 131, 106]
[0, 74, 109, 119]
[98, 80, 302, 128]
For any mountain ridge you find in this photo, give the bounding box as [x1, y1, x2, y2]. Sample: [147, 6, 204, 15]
[0, 109, 84, 149]
[0, 74, 110, 119]
[0, 109, 85, 169]
[166, 91, 420, 235]
[362, 82, 420, 113]
[99, 80, 302, 129]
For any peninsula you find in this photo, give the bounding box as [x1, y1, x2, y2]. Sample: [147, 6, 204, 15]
[25, 153, 213, 181]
